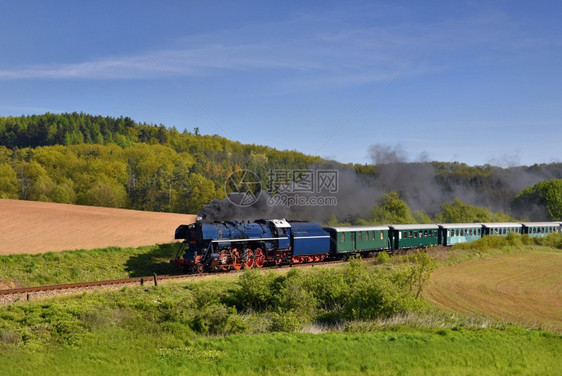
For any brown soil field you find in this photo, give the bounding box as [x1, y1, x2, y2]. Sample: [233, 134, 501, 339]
[424, 250, 562, 332]
[0, 199, 195, 255]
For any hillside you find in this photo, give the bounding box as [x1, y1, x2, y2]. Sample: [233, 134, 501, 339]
[1, 113, 560, 222]
[0, 199, 194, 255]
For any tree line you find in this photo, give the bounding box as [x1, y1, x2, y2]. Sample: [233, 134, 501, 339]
[0, 112, 560, 221]
[0, 113, 325, 213]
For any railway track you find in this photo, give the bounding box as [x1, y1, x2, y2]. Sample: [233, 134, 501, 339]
[0, 259, 347, 305]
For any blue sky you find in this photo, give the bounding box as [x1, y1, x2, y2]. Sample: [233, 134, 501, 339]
[1, 1, 560, 166]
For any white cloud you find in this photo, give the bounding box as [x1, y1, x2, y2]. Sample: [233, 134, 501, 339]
[0, 6, 552, 84]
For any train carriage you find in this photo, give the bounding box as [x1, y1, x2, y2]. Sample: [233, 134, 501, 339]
[481, 223, 522, 236]
[521, 222, 560, 237]
[438, 223, 482, 246]
[323, 225, 390, 256]
[389, 224, 439, 250]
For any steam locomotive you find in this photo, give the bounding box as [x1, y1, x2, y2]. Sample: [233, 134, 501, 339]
[171, 218, 561, 273]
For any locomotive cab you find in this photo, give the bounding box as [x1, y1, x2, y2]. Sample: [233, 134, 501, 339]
[172, 223, 212, 272]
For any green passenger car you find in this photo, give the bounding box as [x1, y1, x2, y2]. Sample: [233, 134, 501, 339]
[438, 223, 482, 246]
[389, 224, 439, 250]
[481, 223, 522, 236]
[521, 222, 560, 237]
[323, 226, 390, 255]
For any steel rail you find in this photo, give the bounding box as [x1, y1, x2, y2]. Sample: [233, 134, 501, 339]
[0, 259, 348, 298]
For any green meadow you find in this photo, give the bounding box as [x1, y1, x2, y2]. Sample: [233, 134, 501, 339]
[1, 237, 561, 375]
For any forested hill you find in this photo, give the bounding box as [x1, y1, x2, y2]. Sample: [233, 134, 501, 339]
[0, 112, 326, 213]
[0, 112, 560, 221]
[0, 112, 317, 160]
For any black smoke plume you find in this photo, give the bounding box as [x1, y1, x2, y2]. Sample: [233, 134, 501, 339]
[198, 144, 561, 223]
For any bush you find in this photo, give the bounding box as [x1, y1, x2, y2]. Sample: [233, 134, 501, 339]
[344, 274, 413, 320]
[375, 251, 391, 265]
[190, 303, 247, 335]
[0, 330, 21, 345]
[404, 250, 437, 298]
[269, 310, 304, 332]
[298, 269, 348, 312]
[234, 270, 281, 312]
[453, 235, 510, 252]
[532, 233, 562, 249]
[275, 270, 318, 319]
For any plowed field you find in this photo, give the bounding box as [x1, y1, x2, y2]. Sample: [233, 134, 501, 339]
[0, 199, 195, 255]
[424, 250, 562, 331]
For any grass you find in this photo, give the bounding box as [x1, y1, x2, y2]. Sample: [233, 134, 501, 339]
[0, 325, 560, 375]
[0, 249, 560, 375]
[1, 235, 561, 374]
[420, 233, 562, 268]
[0, 243, 178, 287]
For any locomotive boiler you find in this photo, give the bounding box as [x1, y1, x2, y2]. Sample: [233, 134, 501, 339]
[172, 218, 330, 273]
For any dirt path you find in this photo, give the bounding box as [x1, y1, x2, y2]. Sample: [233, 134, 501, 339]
[424, 250, 562, 332]
[0, 199, 195, 255]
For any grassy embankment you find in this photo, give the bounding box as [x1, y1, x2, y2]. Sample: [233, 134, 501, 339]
[0, 234, 561, 375]
[1, 232, 559, 288]
[1, 266, 560, 375]
[0, 243, 178, 288]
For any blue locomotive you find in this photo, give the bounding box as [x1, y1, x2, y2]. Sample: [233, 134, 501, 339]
[172, 218, 330, 273]
[172, 219, 561, 273]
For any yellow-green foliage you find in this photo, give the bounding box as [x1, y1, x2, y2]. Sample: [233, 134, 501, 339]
[452, 232, 562, 252]
[435, 198, 515, 223]
[514, 179, 562, 220]
[360, 192, 416, 225]
[0, 113, 324, 213]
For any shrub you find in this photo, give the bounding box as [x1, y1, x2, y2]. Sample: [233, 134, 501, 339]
[190, 303, 247, 335]
[299, 269, 348, 312]
[275, 270, 317, 319]
[404, 250, 436, 298]
[269, 310, 304, 332]
[0, 330, 21, 345]
[375, 251, 391, 265]
[344, 256, 369, 284]
[533, 233, 562, 249]
[234, 270, 281, 311]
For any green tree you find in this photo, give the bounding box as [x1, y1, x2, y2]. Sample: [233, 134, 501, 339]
[406, 250, 436, 298]
[78, 181, 128, 208]
[186, 173, 219, 213]
[435, 199, 515, 223]
[16, 161, 50, 200]
[0, 163, 19, 198]
[513, 179, 562, 220]
[365, 192, 416, 224]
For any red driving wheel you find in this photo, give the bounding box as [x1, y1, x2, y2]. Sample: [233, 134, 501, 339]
[219, 249, 231, 271]
[243, 249, 254, 269]
[254, 248, 265, 268]
[231, 248, 242, 270]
